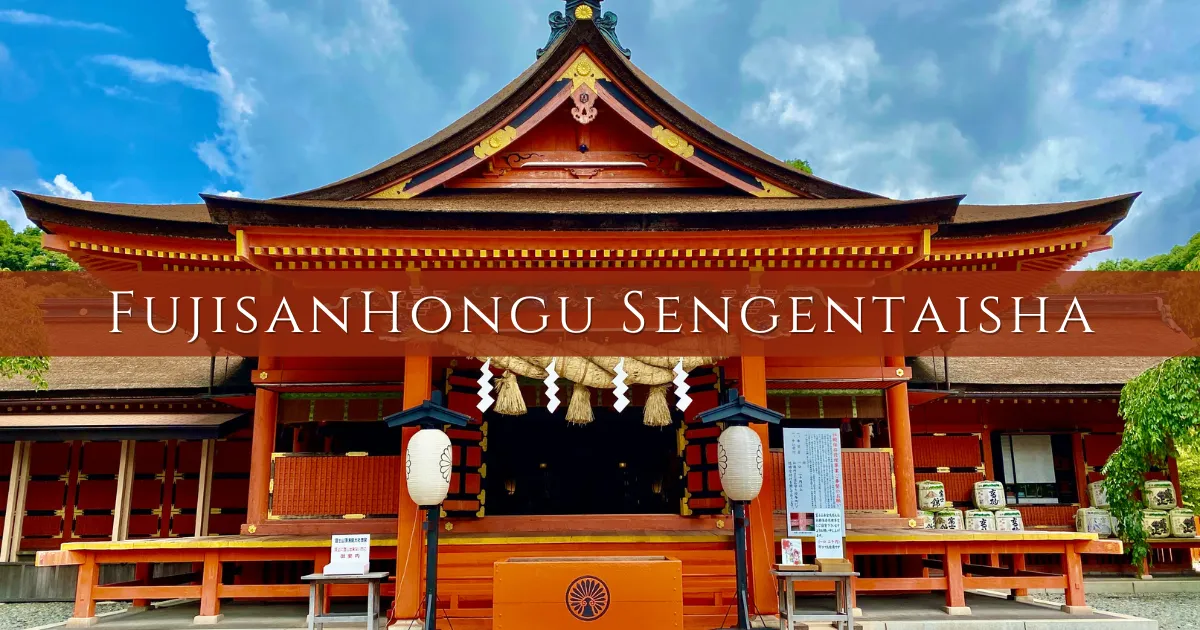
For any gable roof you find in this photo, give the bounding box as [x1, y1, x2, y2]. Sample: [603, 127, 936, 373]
[283, 17, 875, 201]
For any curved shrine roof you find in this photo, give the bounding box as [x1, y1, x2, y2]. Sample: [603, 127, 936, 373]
[13, 8, 1140, 244]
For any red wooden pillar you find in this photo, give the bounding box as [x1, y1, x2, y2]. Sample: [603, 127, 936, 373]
[943, 544, 969, 615]
[885, 357, 917, 519]
[1061, 544, 1089, 613]
[245, 377, 279, 530]
[395, 352, 432, 622]
[1072, 434, 1090, 508]
[67, 554, 98, 626]
[195, 551, 223, 624]
[740, 353, 778, 616]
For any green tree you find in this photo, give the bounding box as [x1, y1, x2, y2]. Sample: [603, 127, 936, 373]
[0, 221, 80, 272]
[785, 158, 813, 175]
[0, 218, 75, 389]
[1100, 230, 1200, 568]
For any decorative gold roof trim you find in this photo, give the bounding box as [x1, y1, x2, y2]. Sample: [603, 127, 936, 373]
[562, 52, 608, 93]
[369, 178, 414, 200]
[753, 178, 798, 198]
[651, 126, 694, 159]
[473, 126, 518, 159]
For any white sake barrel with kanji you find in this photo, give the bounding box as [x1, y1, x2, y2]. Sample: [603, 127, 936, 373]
[973, 481, 1006, 510]
[917, 481, 947, 511]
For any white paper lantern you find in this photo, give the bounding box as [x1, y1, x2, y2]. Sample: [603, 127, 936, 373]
[717, 426, 764, 502]
[406, 428, 453, 507]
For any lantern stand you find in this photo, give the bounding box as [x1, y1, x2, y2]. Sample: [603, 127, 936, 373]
[384, 391, 472, 630]
[698, 388, 782, 630]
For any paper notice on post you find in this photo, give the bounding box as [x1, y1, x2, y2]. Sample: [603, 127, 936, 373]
[324, 534, 370, 575]
[815, 532, 844, 560]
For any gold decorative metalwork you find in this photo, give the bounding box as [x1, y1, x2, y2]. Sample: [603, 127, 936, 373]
[473, 126, 518, 159]
[651, 126, 694, 159]
[369, 178, 415, 200]
[574, 4, 594, 20]
[562, 52, 608, 93]
[753, 178, 798, 198]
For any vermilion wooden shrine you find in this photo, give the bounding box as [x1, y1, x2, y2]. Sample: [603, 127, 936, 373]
[5, 1, 1170, 627]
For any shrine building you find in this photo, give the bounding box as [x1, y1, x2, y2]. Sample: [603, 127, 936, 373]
[3, 1, 1181, 627]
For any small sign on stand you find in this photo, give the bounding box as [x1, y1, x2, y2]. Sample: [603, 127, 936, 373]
[783, 429, 847, 566]
[324, 534, 371, 575]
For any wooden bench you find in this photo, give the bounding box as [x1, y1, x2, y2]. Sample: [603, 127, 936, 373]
[37, 535, 399, 627]
[783, 529, 1122, 616]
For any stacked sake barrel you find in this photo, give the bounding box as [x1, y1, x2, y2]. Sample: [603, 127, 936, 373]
[1077, 480, 1195, 538]
[1142, 481, 1194, 538]
[966, 481, 1022, 531]
[915, 480, 1023, 531]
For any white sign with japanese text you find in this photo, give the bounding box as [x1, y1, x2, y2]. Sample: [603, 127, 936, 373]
[324, 534, 370, 575]
[783, 428, 845, 540]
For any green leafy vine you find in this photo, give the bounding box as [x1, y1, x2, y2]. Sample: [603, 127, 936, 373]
[1103, 356, 1200, 568]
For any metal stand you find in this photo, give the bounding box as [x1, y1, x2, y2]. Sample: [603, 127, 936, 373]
[732, 500, 751, 630]
[424, 507, 440, 630]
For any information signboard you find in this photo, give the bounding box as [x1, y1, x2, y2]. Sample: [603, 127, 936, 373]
[783, 428, 846, 542]
[324, 534, 371, 575]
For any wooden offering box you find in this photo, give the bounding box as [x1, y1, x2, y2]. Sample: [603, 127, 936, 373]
[494, 556, 683, 629]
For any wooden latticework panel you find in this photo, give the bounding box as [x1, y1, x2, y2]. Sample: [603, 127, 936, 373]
[444, 372, 487, 518]
[270, 455, 401, 519]
[770, 449, 896, 513]
[914, 472, 986, 505]
[912, 435, 983, 470]
[681, 369, 726, 515]
[1015, 505, 1078, 529]
[843, 449, 896, 511]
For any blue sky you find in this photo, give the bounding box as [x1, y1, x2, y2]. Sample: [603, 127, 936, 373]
[0, 0, 1197, 262]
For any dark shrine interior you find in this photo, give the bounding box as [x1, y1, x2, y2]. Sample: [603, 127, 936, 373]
[484, 407, 681, 516]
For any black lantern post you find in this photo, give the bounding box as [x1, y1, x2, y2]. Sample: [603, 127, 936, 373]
[698, 388, 782, 630]
[384, 391, 471, 630]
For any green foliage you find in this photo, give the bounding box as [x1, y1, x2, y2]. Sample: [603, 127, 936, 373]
[0, 356, 49, 390]
[1104, 356, 1200, 568]
[1095, 232, 1200, 272]
[0, 218, 77, 390]
[785, 158, 813, 175]
[0, 221, 80, 271]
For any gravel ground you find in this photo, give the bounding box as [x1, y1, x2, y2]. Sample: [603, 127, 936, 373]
[0, 602, 126, 630]
[1041, 593, 1200, 629]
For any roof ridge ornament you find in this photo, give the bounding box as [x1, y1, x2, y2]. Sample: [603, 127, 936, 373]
[538, 0, 631, 60]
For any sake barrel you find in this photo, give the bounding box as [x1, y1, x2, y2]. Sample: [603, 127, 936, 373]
[919, 510, 937, 530]
[994, 509, 1024, 531]
[965, 510, 997, 531]
[935, 509, 963, 530]
[1144, 481, 1178, 509]
[1087, 480, 1109, 508]
[1075, 508, 1113, 537]
[1143, 510, 1171, 538]
[973, 481, 1006, 510]
[917, 481, 947, 511]
[1169, 508, 1196, 538]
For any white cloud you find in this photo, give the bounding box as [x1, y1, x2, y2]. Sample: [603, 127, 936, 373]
[37, 174, 94, 201]
[0, 9, 121, 34]
[741, 35, 972, 200]
[204, 189, 243, 198]
[91, 55, 224, 93]
[194, 139, 234, 178]
[0, 188, 25, 226]
[91, 53, 258, 185]
[987, 0, 1063, 39]
[1096, 76, 1194, 107]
